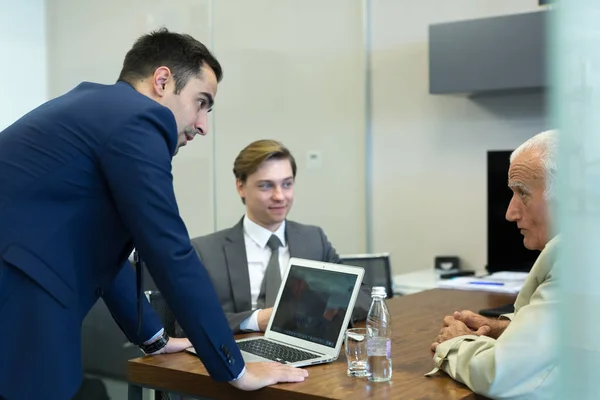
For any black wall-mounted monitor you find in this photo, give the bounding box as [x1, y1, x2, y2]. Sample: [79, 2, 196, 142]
[487, 150, 540, 273]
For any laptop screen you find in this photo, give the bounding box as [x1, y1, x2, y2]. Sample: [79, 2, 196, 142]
[269, 263, 358, 348]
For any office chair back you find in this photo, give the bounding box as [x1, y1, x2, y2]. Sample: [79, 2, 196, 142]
[144, 291, 186, 338]
[340, 253, 394, 298]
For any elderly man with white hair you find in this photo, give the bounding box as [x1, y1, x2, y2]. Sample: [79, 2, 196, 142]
[427, 130, 559, 400]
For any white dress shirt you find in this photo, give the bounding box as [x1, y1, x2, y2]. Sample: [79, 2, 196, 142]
[239, 215, 290, 331]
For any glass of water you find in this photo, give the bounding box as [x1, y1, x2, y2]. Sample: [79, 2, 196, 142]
[344, 328, 370, 377]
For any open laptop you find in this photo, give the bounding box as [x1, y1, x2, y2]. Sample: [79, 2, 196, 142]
[189, 257, 364, 367]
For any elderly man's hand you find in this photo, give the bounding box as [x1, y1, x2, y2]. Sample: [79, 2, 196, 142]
[453, 310, 510, 339]
[431, 317, 475, 351]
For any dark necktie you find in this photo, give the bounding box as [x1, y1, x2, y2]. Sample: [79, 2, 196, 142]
[256, 235, 283, 309]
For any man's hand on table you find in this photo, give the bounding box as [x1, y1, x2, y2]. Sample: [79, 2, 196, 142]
[151, 338, 308, 390]
[430, 309, 512, 351]
[431, 316, 474, 351]
[229, 362, 309, 391]
[148, 337, 192, 355]
[452, 309, 510, 339]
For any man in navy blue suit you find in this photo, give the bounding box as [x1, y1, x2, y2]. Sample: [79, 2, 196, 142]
[0, 28, 307, 399]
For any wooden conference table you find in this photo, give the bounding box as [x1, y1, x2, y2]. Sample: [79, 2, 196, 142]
[128, 289, 516, 400]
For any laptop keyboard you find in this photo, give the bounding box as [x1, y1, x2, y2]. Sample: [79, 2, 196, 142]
[238, 338, 320, 363]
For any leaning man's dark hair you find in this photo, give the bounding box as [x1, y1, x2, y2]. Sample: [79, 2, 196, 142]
[117, 27, 222, 93]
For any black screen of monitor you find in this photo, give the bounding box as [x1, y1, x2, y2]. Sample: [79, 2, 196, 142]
[487, 150, 540, 273]
[270, 265, 357, 348]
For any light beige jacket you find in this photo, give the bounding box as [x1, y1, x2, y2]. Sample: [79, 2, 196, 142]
[428, 236, 559, 400]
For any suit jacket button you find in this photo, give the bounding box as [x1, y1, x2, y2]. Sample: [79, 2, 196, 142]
[228, 356, 235, 365]
[221, 344, 229, 354]
[95, 287, 103, 297]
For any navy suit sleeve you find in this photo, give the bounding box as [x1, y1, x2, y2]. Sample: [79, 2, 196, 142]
[98, 105, 244, 381]
[102, 261, 163, 345]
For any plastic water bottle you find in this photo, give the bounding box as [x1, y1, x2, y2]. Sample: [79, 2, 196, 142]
[366, 286, 392, 382]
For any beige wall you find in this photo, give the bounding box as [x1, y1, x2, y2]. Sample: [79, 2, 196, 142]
[45, 0, 548, 273]
[211, 0, 366, 255]
[46, 0, 218, 238]
[46, 0, 366, 253]
[369, 0, 547, 273]
[1, 0, 47, 130]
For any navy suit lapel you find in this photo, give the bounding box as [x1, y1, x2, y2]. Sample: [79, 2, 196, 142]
[223, 218, 253, 312]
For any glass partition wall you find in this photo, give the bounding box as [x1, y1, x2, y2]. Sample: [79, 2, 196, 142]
[553, 1, 600, 398]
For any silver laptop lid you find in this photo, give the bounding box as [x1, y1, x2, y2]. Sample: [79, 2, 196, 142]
[264, 257, 365, 357]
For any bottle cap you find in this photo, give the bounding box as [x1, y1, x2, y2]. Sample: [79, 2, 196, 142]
[371, 286, 387, 297]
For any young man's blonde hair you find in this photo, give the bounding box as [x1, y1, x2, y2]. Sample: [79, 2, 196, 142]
[233, 139, 297, 183]
[233, 140, 297, 204]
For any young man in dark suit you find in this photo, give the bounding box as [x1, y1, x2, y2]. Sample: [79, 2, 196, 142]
[192, 140, 371, 333]
[0, 29, 305, 400]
